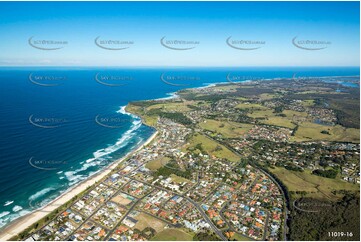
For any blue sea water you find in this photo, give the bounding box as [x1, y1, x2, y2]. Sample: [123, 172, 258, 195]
[0, 66, 359, 228]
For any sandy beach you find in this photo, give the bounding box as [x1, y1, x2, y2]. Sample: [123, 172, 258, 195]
[0, 130, 158, 241]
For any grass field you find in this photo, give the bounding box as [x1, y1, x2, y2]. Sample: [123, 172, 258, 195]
[143, 115, 158, 126]
[186, 133, 240, 162]
[292, 122, 360, 143]
[262, 116, 296, 129]
[301, 99, 315, 107]
[247, 108, 274, 118]
[146, 102, 192, 113]
[151, 228, 194, 241]
[248, 108, 297, 129]
[231, 233, 253, 241]
[270, 167, 359, 200]
[210, 84, 239, 92]
[125, 104, 158, 126]
[111, 193, 135, 206]
[134, 212, 167, 233]
[170, 174, 191, 183]
[236, 102, 268, 110]
[199, 119, 253, 138]
[282, 110, 309, 118]
[259, 93, 277, 100]
[125, 104, 142, 116]
[146, 157, 170, 171]
[245, 104, 359, 140]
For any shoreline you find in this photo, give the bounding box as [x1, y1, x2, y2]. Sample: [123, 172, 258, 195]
[0, 129, 158, 241]
[0, 74, 358, 240]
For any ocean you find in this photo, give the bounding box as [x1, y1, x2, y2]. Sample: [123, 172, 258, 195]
[0, 66, 359, 228]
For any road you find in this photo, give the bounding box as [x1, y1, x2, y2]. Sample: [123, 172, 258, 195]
[219, 201, 255, 241]
[202, 131, 289, 241]
[128, 176, 227, 241]
[27, 130, 284, 242]
[104, 190, 154, 241]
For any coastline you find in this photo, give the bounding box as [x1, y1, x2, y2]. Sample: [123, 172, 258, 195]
[0, 74, 358, 240]
[0, 128, 158, 241]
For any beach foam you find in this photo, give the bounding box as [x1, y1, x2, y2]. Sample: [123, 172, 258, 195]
[62, 107, 142, 187]
[3, 201, 13, 207]
[0, 212, 10, 219]
[29, 187, 55, 202]
[0, 209, 30, 229]
[12, 206, 22, 213]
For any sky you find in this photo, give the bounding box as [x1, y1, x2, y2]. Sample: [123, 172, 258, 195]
[0, 1, 359, 67]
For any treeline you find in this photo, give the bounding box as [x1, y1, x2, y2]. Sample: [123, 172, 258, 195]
[182, 93, 229, 102]
[290, 193, 360, 241]
[135, 227, 156, 240]
[286, 91, 360, 129]
[155, 166, 192, 180]
[234, 87, 274, 97]
[291, 124, 299, 136]
[284, 163, 303, 172]
[312, 169, 338, 179]
[129, 100, 159, 107]
[260, 165, 291, 211]
[193, 232, 219, 241]
[274, 106, 284, 113]
[146, 108, 192, 126]
[160, 112, 193, 125]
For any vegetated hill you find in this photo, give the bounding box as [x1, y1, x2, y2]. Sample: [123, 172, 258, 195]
[290, 193, 360, 241]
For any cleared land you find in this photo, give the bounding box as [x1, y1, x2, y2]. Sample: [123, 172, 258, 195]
[125, 104, 156, 127]
[245, 107, 297, 129]
[146, 102, 192, 113]
[111, 193, 135, 206]
[134, 212, 167, 233]
[150, 228, 194, 241]
[231, 233, 253, 241]
[270, 167, 359, 200]
[262, 116, 296, 129]
[242, 102, 359, 143]
[186, 133, 240, 162]
[199, 119, 252, 138]
[146, 157, 170, 171]
[259, 93, 277, 100]
[170, 174, 191, 183]
[292, 123, 359, 143]
[236, 102, 268, 110]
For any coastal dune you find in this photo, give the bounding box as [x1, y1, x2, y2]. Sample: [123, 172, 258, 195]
[0, 131, 158, 241]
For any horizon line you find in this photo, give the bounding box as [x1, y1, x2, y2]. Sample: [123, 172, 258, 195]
[0, 65, 360, 68]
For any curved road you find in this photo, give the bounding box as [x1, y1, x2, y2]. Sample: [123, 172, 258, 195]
[201, 132, 289, 241]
